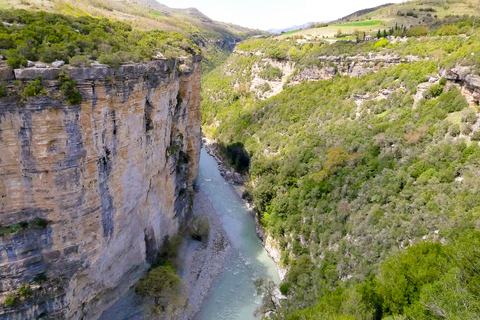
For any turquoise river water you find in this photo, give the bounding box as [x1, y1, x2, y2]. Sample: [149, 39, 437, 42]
[194, 148, 280, 320]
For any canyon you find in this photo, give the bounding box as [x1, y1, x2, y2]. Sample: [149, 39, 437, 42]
[0, 56, 202, 319]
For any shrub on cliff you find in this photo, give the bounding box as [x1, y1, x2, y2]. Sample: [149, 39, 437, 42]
[22, 77, 46, 97]
[58, 73, 82, 105]
[4, 293, 16, 307]
[259, 64, 283, 81]
[135, 265, 187, 317]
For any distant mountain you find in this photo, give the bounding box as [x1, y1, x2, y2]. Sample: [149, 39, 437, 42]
[268, 22, 324, 34]
[134, 0, 212, 20]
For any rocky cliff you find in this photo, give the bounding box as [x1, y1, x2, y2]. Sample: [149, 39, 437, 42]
[231, 50, 423, 101]
[0, 57, 202, 319]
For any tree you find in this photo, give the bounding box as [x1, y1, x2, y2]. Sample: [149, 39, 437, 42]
[375, 242, 451, 315]
[135, 265, 187, 318]
[377, 29, 381, 38]
[406, 26, 428, 37]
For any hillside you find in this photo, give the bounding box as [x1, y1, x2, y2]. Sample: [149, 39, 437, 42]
[0, 0, 267, 71]
[280, 0, 480, 39]
[337, 0, 480, 24]
[202, 10, 480, 319]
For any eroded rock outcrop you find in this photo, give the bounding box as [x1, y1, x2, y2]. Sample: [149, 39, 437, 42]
[0, 57, 202, 319]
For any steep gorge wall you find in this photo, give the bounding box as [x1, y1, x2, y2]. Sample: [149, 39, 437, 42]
[0, 57, 202, 319]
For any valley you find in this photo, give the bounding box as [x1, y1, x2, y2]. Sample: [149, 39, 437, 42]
[1, 0, 480, 319]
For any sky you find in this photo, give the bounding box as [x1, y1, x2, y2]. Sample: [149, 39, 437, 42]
[157, 0, 407, 30]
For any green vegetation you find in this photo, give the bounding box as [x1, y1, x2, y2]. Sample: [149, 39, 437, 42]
[135, 265, 187, 317]
[58, 74, 82, 105]
[258, 64, 283, 80]
[4, 293, 16, 307]
[134, 234, 188, 317]
[202, 16, 480, 317]
[0, 217, 50, 237]
[21, 76, 46, 97]
[0, 9, 200, 68]
[4, 282, 34, 307]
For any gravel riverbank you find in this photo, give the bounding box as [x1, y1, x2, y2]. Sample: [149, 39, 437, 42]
[177, 189, 233, 320]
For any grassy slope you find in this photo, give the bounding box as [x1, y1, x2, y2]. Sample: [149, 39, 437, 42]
[278, 0, 480, 39]
[276, 22, 387, 38]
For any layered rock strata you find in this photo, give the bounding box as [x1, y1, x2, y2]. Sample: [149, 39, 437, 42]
[0, 57, 202, 319]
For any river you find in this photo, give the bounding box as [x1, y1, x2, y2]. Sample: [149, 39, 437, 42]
[194, 148, 280, 319]
[99, 148, 279, 319]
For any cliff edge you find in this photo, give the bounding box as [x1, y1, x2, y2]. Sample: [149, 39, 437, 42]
[0, 57, 202, 319]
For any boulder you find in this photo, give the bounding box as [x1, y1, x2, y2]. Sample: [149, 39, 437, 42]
[442, 67, 470, 81]
[223, 171, 244, 184]
[27, 60, 35, 67]
[52, 60, 65, 68]
[35, 63, 46, 68]
[0, 67, 14, 80]
[179, 64, 194, 75]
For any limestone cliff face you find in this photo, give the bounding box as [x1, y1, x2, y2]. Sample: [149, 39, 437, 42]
[232, 50, 422, 101]
[0, 57, 202, 319]
[289, 54, 423, 83]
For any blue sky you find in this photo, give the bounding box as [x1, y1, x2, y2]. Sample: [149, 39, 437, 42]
[158, 0, 407, 30]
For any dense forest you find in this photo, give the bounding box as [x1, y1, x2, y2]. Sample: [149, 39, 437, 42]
[202, 13, 480, 319]
[0, 9, 200, 69]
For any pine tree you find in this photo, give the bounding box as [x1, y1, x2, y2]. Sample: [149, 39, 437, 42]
[377, 29, 381, 38]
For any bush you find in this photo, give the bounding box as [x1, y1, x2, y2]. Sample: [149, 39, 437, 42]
[18, 283, 31, 297]
[258, 64, 283, 81]
[374, 38, 389, 49]
[58, 74, 82, 104]
[406, 26, 428, 37]
[472, 130, 480, 141]
[69, 55, 89, 67]
[460, 108, 477, 124]
[135, 265, 187, 316]
[22, 77, 46, 97]
[449, 123, 460, 137]
[427, 84, 444, 98]
[4, 293, 16, 307]
[98, 53, 123, 68]
[437, 25, 460, 36]
[4, 49, 27, 68]
[460, 123, 472, 135]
